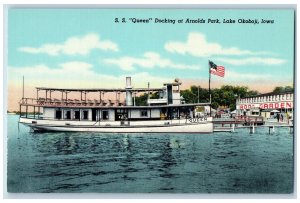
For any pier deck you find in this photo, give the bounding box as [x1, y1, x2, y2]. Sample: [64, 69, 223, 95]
[213, 123, 293, 134]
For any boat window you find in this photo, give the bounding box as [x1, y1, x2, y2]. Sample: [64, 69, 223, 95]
[141, 109, 148, 117]
[83, 110, 89, 120]
[74, 111, 80, 120]
[102, 110, 109, 120]
[55, 110, 62, 119]
[65, 110, 71, 119]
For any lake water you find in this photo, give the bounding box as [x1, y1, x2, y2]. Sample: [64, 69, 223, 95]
[7, 115, 294, 193]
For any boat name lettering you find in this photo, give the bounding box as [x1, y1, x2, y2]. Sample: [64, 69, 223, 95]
[188, 116, 207, 123]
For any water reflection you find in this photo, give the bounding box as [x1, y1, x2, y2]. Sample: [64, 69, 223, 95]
[7, 115, 294, 193]
[33, 131, 291, 193]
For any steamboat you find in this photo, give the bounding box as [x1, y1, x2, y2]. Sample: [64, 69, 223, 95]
[19, 77, 213, 133]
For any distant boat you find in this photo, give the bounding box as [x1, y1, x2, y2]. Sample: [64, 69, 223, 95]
[19, 77, 213, 133]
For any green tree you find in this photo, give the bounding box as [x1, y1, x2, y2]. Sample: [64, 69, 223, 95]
[272, 86, 285, 94]
[180, 86, 209, 104]
[136, 85, 260, 111]
[272, 86, 294, 94]
[284, 86, 294, 92]
[135, 93, 148, 106]
[134, 92, 160, 106]
[211, 85, 259, 111]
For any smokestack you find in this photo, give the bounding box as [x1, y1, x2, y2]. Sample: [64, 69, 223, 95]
[126, 77, 132, 88]
[125, 77, 133, 106]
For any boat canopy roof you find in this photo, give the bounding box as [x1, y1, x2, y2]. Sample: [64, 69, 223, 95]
[36, 87, 165, 92]
[96, 102, 211, 109]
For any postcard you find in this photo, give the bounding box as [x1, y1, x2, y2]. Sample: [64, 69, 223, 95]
[6, 7, 295, 195]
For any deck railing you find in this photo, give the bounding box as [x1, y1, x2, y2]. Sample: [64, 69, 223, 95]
[19, 98, 126, 107]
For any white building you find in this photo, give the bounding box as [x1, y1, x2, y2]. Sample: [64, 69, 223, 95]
[236, 92, 293, 119]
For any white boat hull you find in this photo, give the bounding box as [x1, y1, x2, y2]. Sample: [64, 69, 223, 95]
[19, 117, 213, 133]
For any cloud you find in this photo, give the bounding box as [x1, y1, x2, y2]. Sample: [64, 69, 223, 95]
[9, 62, 175, 89]
[165, 32, 269, 57]
[103, 52, 201, 71]
[215, 57, 286, 66]
[59, 61, 93, 72]
[12, 61, 93, 76]
[18, 33, 119, 56]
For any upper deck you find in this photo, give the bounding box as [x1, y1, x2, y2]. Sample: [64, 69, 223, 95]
[19, 77, 210, 109]
[36, 87, 165, 93]
[19, 97, 210, 109]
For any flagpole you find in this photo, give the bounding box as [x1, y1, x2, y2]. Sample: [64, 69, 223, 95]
[22, 75, 24, 99]
[208, 61, 212, 117]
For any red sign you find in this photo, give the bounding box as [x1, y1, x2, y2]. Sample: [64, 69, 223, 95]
[239, 102, 293, 110]
[240, 104, 255, 110]
[259, 102, 293, 109]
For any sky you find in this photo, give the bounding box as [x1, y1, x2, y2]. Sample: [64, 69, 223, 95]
[7, 8, 295, 111]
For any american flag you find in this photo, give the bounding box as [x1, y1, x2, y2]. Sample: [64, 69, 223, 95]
[209, 60, 225, 77]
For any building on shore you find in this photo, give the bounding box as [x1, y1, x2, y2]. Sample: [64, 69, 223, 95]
[236, 92, 294, 120]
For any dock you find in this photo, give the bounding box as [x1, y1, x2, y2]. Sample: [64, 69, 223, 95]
[213, 124, 293, 134]
[213, 118, 293, 134]
[213, 116, 264, 126]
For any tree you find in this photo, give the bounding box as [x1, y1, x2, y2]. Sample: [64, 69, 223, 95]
[272, 86, 294, 94]
[272, 86, 285, 94]
[136, 85, 260, 111]
[180, 89, 197, 104]
[246, 90, 259, 97]
[284, 86, 294, 92]
[205, 85, 259, 111]
[181, 86, 209, 104]
[134, 92, 160, 106]
[135, 93, 148, 106]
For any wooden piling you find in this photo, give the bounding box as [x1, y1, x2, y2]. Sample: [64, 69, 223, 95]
[289, 126, 293, 134]
[268, 126, 275, 134]
[249, 124, 255, 134]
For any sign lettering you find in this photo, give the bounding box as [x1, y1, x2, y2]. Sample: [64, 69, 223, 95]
[239, 102, 293, 109]
[260, 102, 292, 109]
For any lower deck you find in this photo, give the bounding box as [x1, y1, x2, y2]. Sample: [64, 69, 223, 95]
[19, 105, 213, 133]
[19, 117, 213, 133]
[20, 106, 204, 122]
